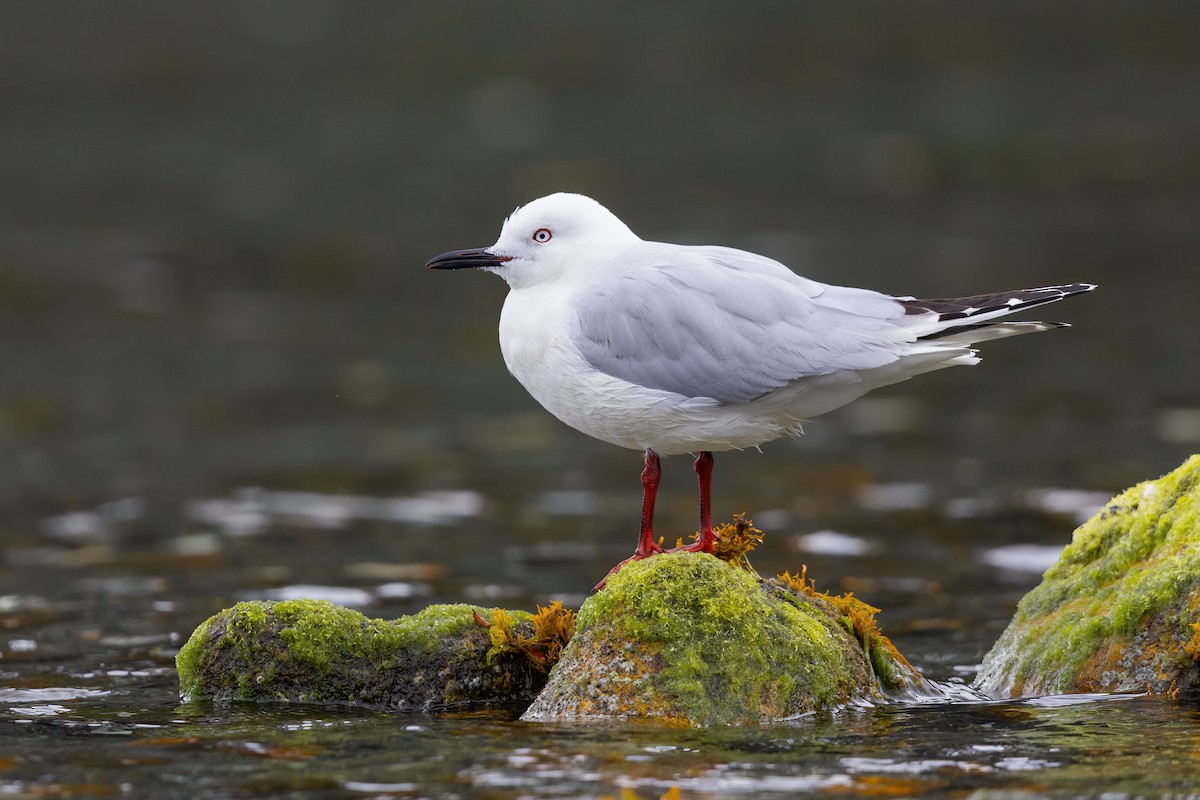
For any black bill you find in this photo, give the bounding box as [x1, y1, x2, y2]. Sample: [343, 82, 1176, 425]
[425, 248, 511, 270]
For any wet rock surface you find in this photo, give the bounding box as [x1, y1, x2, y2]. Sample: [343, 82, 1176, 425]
[975, 454, 1200, 697]
[176, 600, 549, 711]
[176, 552, 929, 724]
[524, 553, 931, 725]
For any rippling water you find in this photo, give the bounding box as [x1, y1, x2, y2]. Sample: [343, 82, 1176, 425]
[4, 493, 1200, 797]
[5, 661, 1200, 797]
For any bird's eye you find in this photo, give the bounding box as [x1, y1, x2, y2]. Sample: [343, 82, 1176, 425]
[532, 228, 552, 243]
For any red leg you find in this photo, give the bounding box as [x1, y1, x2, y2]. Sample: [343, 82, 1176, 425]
[671, 451, 716, 554]
[634, 448, 664, 558]
[594, 449, 664, 591]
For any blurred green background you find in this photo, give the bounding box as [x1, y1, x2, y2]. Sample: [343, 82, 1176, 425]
[2, 1, 1197, 526]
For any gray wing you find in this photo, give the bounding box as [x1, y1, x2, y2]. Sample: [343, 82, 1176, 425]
[573, 244, 913, 405]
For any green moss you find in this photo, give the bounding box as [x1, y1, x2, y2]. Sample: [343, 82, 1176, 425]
[402, 603, 531, 650]
[977, 455, 1200, 696]
[180, 548, 921, 722]
[560, 552, 876, 724]
[271, 599, 379, 670]
[868, 639, 900, 688]
[176, 600, 541, 709]
[773, 568, 921, 695]
[175, 616, 213, 699]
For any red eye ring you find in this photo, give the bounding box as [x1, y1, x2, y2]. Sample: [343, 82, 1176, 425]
[532, 228, 552, 243]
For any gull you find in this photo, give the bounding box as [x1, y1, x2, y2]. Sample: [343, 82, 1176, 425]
[427, 192, 1095, 587]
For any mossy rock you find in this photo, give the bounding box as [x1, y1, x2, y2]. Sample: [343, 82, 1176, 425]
[177, 600, 547, 710]
[975, 454, 1200, 697]
[522, 552, 931, 725]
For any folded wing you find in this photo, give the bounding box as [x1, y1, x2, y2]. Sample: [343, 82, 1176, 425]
[574, 242, 1096, 407]
[573, 245, 915, 405]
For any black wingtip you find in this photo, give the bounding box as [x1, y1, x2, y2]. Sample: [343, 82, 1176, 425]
[901, 282, 1098, 321]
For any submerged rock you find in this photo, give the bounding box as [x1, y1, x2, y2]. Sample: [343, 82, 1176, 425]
[176, 599, 567, 711]
[523, 553, 931, 725]
[976, 454, 1200, 697]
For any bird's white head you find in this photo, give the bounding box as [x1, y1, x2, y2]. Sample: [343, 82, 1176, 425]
[426, 193, 640, 289]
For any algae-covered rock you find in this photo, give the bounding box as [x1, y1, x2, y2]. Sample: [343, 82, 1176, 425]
[976, 454, 1200, 697]
[175, 523, 928, 723]
[522, 552, 931, 725]
[177, 599, 555, 710]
